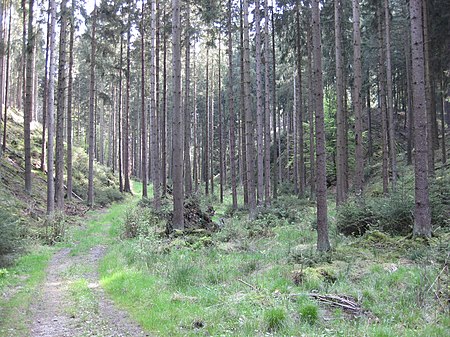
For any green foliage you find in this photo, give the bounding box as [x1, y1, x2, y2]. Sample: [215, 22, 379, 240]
[336, 198, 375, 236]
[45, 211, 66, 245]
[0, 206, 25, 265]
[298, 301, 319, 324]
[72, 148, 123, 207]
[264, 307, 286, 331]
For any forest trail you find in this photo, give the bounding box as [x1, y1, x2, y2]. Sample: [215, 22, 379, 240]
[27, 211, 149, 337]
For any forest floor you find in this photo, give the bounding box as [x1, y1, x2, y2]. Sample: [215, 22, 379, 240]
[1, 200, 148, 337]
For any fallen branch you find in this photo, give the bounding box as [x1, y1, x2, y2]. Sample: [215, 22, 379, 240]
[238, 279, 258, 291]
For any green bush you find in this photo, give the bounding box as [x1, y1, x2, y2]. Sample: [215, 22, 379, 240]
[298, 302, 319, 324]
[264, 307, 286, 331]
[0, 208, 24, 266]
[336, 198, 375, 236]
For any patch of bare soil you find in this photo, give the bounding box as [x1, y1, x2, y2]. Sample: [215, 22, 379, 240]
[28, 239, 149, 337]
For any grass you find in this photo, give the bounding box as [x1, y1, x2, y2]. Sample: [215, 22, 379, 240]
[98, 184, 449, 336]
[0, 246, 53, 335]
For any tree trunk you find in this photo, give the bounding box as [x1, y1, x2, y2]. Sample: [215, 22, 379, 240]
[1, 4, 11, 153]
[204, 48, 209, 195]
[271, 4, 277, 200]
[296, 0, 304, 197]
[184, 3, 192, 197]
[307, 15, 315, 199]
[264, 0, 271, 205]
[243, 0, 256, 217]
[123, 3, 131, 193]
[353, 0, 364, 195]
[118, 36, 123, 192]
[66, 0, 75, 201]
[40, 5, 50, 171]
[335, 0, 346, 206]
[141, 1, 147, 198]
[410, 0, 431, 237]
[151, 0, 160, 207]
[47, 0, 56, 216]
[228, 0, 237, 210]
[312, 0, 330, 252]
[24, 0, 34, 195]
[378, 7, 389, 195]
[240, 0, 248, 205]
[218, 36, 224, 203]
[384, 0, 397, 189]
[161, 4, 167, 196]
[172, 0, 183, 230]
[255, 0, 264, 206]
[87, 4, 97, 207]
[405, 26, 413, 166]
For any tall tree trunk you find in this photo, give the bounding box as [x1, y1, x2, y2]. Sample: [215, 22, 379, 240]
[0, 0, 3, 128]
[410, 0, 431, 237]
[228, 0, 237, 210]
[40, 4, 50, 171]
[312, 0, 330, 252]
[367, 85, 373, 163]
[118, 36, 123, 192]
[296, 0, 304, 197]
[123, 3, 131, 193]
[184, 3, 192, 197]
[87, 4, 97, 206]
[335, 0, 346, 206]
[24, 0, 34, 194]
[193, 48, 199, 191]
[141, 1, 147, 198]
[151, 0, 161, 207]
[422, 0, 434, 176]
[204, 48, 209, 195]
[255, 0, 264, 206]
[210, 63, 214, 196]
[405, 25, 413, 166]
[384, 0, 397, 189]
[1, 4, 11, 153]
[307, 14, 315, 199]
[271, 4, 277, 200]
[161, 5, 167, 196]
[243, 0, 256, 216]
[353, 0, 364, 194]
[218, 36, 224, 203]
[66, 0, 75, 201]
[172, 0, 183, 230]
[263, 0, 271, 205]
[47, 0, 56, 215]
[240, 0, 248, 204]
[378, 7, 389, 195]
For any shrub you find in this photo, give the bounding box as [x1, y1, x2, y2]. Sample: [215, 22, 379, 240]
[336, 198, 375, 236]
[264, 307, 286, 331]
[0, 208, 24, 266]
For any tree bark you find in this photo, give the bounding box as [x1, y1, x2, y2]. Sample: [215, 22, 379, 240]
[307, 15, 315, 199]
[243, 0, 256, 217]
[141, 1, 147, 198]
[172, 0, 183, 230]
[255, 0, 264, 206]
[40, 4, 50, 171]
[312, 0, 330, 252]
[184, 3, 192, 197]
[410, 0, 431, 237]
[24, 0, 34, 195]
[1, 4, 11, 153]
[66, 0, 75, 201]
[264, 0, 271, 205]
[47, 0, 56, 216]
[87, 4, 97, 207]
[353, 0, 364, 195]
[123, 2, 132, 193]
[228, 0, 237, 210]
[271, 4, 277, 200]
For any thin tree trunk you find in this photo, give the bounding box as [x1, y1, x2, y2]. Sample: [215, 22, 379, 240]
[151, 0, 160, 206]
[24, 0, 34, 194]
[204, 48, 209, 195]
[240, 0, 248, 204]
[384, 0, 397, 189]
[66, 0, 75, 200]
[55, 0, 67, 209]
[40, 5, 50, 171]
[378, 7, 389, 195]
[263, 0, 271, 205]
[353, 0, 364, 195]
[118, 36, 123, 192]
[243, 0, 256, 216]
[1, 4, 11, 153]
[141, 1, 147, 198]
[172, 0, 183, 230]
[296, 0, 304, 197]
[307, 14, 315, 199]
[410, 0, 431, 237]
[218, 36, 224, 203]
[161, 5, 167, 196]
[406, 26, 413, 166]
[335, 0, 346, 206]
[47, 0, 56, 215]
[87, 4, 97, 206]
[255, 0, 264, 206]
[312, 0, 330, 252]
[184, 3, 192, 197]
[228, 0, 237, 210]
[271, 3, 277, 200]
[123, 3, 131, 193]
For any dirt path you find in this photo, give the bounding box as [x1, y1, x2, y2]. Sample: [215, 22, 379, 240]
[28, 226, 149, 337]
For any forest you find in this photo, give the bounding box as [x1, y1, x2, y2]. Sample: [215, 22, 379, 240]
[0, 0, 449, 335]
